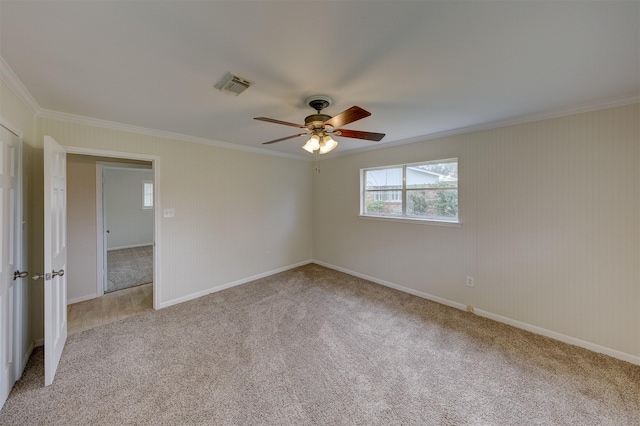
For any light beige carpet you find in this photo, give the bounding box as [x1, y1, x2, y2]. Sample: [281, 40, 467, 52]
[106, 245, 153, 293]
[1, 264, 638, 425]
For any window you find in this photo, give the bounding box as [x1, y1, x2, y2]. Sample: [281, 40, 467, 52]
[361, 159, 458, 222]
[142, 181, 154, 209]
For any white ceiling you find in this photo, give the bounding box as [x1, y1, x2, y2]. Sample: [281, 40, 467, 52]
[1, 1, 638, 158]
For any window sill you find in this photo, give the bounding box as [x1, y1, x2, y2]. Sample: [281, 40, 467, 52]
[358, 214, 462, 227]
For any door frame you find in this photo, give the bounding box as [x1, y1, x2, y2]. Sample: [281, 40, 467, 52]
[96, 162, 154, 296]
[66, 147, 161, 310]
[96, 163, 105, 296]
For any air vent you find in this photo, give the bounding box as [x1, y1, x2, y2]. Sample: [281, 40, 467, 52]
[213, 72, 253, 96]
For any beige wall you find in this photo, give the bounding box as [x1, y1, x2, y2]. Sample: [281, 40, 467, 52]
[104, 167, 154, 250]
[313, 103, 640, 361]
[66, 154, 99, 302]
[38, 117, 315, 308]
[0, 79, 36, 145]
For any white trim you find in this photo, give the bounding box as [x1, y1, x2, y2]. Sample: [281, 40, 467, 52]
[358, 215, 462, 227]
[13, 134, 25, 382]
[67, 293, 99, 305]
[64, 146, 162, 310]
[100, 163, 151, 171]
[65, 146, 159, 163]
[0, 57, 40, 115]
[313, 260, 468, 312]
[3, 51, 637, 162]
[313, 260, 640, 366]
[0, 115, 24, 139]
[96, 164, 105, 297]
[96, 161, 152, 296]
[107, 243, 153, 251]
[321, 93, 640, 160]
[158, 260, 313, 309]
[35, 95, 639, 163]
[34, 338, 44, 348]
[474, 308, 640, 366]
[37, 108, 310, 162]
[20, 342, 34, 379]
[360, 159, 459, 224]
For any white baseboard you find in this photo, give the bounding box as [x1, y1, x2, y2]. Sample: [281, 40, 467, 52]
[474, 309, 640, 366]
[19, 341, 35, 379]
[67, 293, 99, 305]
[107, 243, 153, 251]
[313, 260, 640, 367]
[34, 338, 44, 348]
[312, 260, 469, 312]
[158, 259, 313, 309]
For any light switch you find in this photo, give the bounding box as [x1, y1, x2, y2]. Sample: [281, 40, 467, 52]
[163, 208, 175, 218]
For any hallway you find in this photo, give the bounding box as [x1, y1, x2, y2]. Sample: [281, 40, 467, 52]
[67, 283, 153, 335]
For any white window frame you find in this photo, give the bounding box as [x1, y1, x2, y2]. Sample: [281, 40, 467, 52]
[142, 180, 154, 210]
[359, 158, 460, 226]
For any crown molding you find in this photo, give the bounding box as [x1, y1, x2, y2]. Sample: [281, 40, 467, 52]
[0, 114, 24, 138]
[323, 93, 640, 160]
[1, 54, 308, 161]
[0, 56, 40, 115]
[37, 109, 310, 161]
[3, 53, 636, 162]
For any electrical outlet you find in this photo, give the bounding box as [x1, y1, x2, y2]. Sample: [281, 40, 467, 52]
[466, 276, 475, 287]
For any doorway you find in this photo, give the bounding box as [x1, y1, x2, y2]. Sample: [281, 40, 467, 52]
[65, 150, 159, 334]
[101, 165, 154, 294]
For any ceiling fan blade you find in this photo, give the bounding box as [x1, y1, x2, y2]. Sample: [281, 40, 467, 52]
[254, 117, 306, 128]
[337, 129, 386, 142]
[262, 133, 308, 145]
[324, 106, 371, 129]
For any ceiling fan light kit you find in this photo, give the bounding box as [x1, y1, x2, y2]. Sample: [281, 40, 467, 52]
[319, 135, 337, 154]
[303, 133, 338, 154]
[302, 134, 321, 153]
[254, 95, 385, 154]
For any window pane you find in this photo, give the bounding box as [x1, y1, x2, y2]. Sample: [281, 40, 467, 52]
[364, 190, 402, 216]
[143, 182, 153, 208]
[407, 189, 458, 219]
[407, 162, 457, 189]
[365, 168, 402, 191]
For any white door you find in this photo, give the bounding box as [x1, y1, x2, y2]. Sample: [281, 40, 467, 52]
[0, 126, 20, 407]
[43, 135, 67, 386]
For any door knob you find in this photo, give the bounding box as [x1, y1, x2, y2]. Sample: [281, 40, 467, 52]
[13, 270, 29, 280]
[32, 273, 45, 280]
[52, 269, 65, 277]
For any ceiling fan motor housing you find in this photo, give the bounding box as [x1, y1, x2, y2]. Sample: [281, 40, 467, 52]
[305, 95, 334, 130]
[305, 114, 332, 130]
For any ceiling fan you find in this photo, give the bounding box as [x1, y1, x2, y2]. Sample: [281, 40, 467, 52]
[254, 95, 385, 154]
